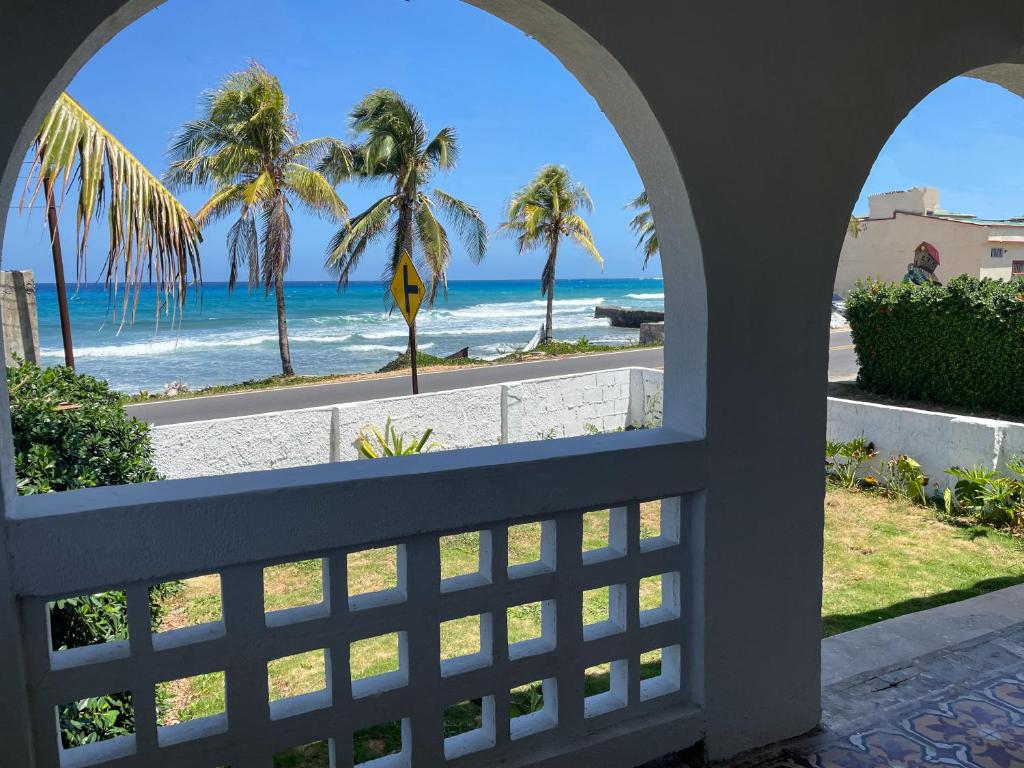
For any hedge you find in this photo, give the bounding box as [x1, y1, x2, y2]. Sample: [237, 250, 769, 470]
[846, 275, 1024, 414]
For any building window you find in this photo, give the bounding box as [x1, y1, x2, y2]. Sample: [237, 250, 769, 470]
[992, 247, 1006, 259]
[1012, 260, 1024, 277]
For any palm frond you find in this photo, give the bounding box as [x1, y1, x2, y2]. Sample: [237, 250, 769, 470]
[325, 195, 397, 288]
[415, 197, 452, 304]
[226, 212, 259, 291]
[22, 91, 203, 326]
[284, 163, 347, 221]
[431, 188, 487, 264]
[627, 190, 659, 268]
[425, 127, 459, 171]
[563, 213, 603, 269]
[260, 193, 292, 294]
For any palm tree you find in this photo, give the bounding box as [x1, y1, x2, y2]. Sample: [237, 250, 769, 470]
[322, 89, 487, 306]
[165, 63, 347, 376]
[627, 190, 659, 269]
[20, 92, 203, 368]
[498, 165, 602, 342]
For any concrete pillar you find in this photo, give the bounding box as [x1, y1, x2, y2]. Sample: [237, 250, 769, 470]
[1, 270, 41, 365]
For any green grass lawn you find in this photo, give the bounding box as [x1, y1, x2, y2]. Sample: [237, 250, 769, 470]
[157, 489, 1024, 765]
[821, 487, 1024, 635]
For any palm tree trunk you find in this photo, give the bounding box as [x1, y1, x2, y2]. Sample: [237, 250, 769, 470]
[43, 176, 74, 369]
[543, 243, 558, 343]
[274, 270, 294, 376]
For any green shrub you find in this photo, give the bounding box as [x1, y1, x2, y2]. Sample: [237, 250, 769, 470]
[7, 361, 164, 746]
[846, 276, 1024, 414]
[8, 360, 159, 494]
[825, 437, 877, 489]
[946, 458, 1024, 529]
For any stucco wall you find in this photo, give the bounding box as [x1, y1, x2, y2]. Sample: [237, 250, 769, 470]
[827, 397, 1024, 489]
[834, 213, 987, 296]
[150, 407, 335, 479]
[151, 368, 659, 479]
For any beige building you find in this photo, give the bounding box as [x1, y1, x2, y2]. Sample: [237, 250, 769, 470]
[834, 187, 1024, 295]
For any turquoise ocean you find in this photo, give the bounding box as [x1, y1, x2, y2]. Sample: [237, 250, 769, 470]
[34, 279, 665, 393]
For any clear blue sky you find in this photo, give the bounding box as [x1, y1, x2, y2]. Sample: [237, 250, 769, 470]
[3, 0, 1023, 282]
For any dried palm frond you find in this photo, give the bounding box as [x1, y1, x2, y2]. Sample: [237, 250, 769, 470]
[21, 92, 202, 327]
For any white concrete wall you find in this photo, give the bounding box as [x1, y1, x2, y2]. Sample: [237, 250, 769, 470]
[150, 407, 335, 479]
[152, 369, 660, 479]
[333, 384, 503, 461]
[827, 397, 1024, 489]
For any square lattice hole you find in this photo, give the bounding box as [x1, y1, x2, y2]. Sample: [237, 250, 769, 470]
[508, 520, 556, 578]
[510, 679, 557, 740]
[583, 585, 626, 641]
[351, 632, 407, 697]
[640, 572, 681, 627]
[440, 613, 492, 676]
[348, 545, 406, 610]
[59, 690, 134, 755]
[49, 591, 130, 666]
[640, 646, 682, 701]
[151, 575, 224, 650]
[582, 507, 627, 564]
[440, 531, 492, 592]
[156, 672, 227, 746]
[355, 719, 408, 766]
[444, 696, 496, 759]
[584, 660, 627, 718]
[275, 740, 331, 767]
[507, 600, 556, 659]
[640, 498, 682, 551]
[263, 558, 325, 624]
[267, 649, 329, 719]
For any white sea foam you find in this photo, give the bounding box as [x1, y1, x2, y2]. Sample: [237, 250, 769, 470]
[41, 333, 279, 359]
[626, 293, 665, 300]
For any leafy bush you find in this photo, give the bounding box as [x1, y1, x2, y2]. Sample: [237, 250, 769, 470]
[882, 454, 929, 505]
[825, 437, 877, 488]
[846, 276, 1024, 414]
[8, 360, 159, 494]
[357, 417, 441, 458]
[7, 361, 165, 746]
[946, 459, 1024, 529]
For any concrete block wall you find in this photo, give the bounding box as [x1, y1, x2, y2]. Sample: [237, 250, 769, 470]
[827, 397, 1024, 489]
[1, 270, 40, 365]
[503, 368, 633, 441]
[151, 368, 659, 479]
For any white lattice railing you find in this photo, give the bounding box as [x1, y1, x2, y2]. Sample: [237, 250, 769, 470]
[8, 429, 705, 768]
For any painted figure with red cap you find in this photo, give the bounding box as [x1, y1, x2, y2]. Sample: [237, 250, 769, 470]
[903, 241, 942, 286]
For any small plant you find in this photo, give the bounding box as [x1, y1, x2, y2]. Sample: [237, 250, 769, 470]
[357, 418, 441, 458]
[946, 460, 1024, 529]
[882, 454, 929, 505]
[825, 437, 877, 489]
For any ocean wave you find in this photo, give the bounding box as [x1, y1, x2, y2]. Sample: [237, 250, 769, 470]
[345, 343, 434, 353]
[41, 333, 279, 359]
[626, 293, 665, 300]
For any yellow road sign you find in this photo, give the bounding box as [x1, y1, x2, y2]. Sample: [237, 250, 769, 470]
[390, 252, 425, 327]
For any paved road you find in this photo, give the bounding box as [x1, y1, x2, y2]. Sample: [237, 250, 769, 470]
[828, 329, 857, 381]
[128, 335, 859, 426]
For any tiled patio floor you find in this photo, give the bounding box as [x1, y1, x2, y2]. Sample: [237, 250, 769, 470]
[733, 618, 1024, 767]
[651, 587, 1024, 768]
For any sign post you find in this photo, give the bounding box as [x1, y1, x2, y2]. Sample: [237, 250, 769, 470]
[390, 251, 426, 394]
